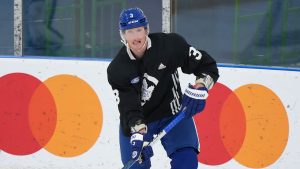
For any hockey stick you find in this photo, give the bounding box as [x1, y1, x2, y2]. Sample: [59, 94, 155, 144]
[121, 108, 186, 169]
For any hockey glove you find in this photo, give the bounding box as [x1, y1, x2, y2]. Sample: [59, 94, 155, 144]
[130, 132, 154, 163]
[181, 84, 208, 118]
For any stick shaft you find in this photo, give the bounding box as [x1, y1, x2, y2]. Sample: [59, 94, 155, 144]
[121, 111, 186, 169]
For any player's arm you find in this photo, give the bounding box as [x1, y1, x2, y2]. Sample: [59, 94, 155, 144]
[191, 49, 218, 90]
[107, 76, 153, 163]
[109, 81, 146, 134]
[168, 33, 219, 89]
[168, 33, 219, 118]
[107, 68, 146, 136]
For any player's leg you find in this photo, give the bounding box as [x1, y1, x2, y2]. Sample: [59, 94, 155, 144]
[160, 117, 199, 169]
[169, 147, 198, 169]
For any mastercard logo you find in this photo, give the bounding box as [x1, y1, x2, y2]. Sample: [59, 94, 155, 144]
[194, 82, 289, 168]
[0, 73, 103, 157]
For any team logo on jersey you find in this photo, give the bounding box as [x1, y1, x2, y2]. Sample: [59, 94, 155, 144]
[141, 73, 158, 106]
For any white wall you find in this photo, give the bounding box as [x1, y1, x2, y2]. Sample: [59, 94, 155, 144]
[0, 57, 299, 169]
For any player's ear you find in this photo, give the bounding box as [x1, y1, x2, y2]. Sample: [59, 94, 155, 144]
[120, 30, 126, 44]
[145, 25, 150, 35]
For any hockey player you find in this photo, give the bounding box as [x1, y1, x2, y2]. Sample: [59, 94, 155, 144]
[107, 7, 219, 169]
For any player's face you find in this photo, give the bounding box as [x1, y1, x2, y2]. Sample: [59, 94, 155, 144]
[124, 26, 147, 54]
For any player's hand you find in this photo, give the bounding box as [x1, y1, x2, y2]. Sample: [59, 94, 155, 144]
[130, 132, 153, 163]
[180, 83, 208, 118]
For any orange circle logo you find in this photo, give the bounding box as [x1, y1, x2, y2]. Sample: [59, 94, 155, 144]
[194, 82, 289, 168]
[0, 73, 103, 157]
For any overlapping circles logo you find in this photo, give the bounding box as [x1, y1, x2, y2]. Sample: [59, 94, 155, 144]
[0, 73, 103, 157]
[194, 82, 289, 168]
[0, 72, 289, 166]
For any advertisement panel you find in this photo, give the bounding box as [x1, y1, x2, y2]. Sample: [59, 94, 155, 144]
[0, 57, 299, 169]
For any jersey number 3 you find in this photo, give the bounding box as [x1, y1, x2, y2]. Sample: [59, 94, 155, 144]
[189, 46, 202, 60]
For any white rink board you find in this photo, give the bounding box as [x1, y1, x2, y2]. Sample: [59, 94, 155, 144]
[0, 57, 299, 169]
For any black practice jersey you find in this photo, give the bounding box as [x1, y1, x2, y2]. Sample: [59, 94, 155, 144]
[107, 33, 219, 135]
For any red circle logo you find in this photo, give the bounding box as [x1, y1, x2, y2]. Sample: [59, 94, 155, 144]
[194, 82, 289, 168]
[0, 73, 103, 157]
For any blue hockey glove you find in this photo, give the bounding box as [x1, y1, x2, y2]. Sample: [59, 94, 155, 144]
[130, 132, 153, 163]
[181, 84, 208, 118]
